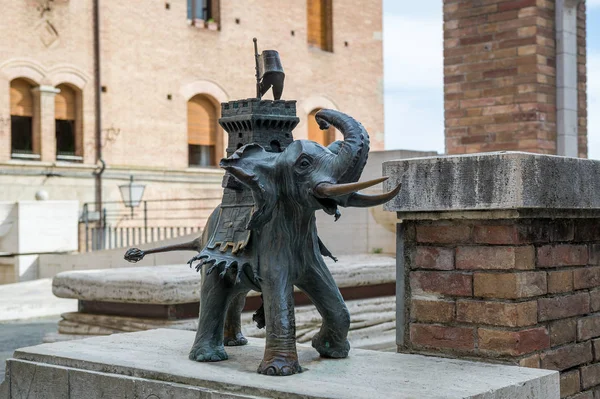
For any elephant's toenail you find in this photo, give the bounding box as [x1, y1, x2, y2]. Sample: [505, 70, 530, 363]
[281, 366, 292, 375]
[266, 367, 276, 375]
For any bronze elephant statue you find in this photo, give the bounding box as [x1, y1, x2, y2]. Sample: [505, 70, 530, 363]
[125, 109, 400, 376]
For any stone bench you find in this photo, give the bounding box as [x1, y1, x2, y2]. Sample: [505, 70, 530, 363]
[47, 254, 397, 350]
[53, 254, 395, 305]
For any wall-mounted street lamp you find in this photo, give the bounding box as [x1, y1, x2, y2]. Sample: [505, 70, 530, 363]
[119, 175, 146, 217]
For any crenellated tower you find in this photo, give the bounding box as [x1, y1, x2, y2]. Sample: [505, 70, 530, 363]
[219, 98, 299, 157]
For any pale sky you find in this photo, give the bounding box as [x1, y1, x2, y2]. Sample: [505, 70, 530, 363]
[383, 0, 600, 159]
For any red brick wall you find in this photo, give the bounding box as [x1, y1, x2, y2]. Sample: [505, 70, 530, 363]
[443, 0, 588, 157]
[401, 218, 600, 398]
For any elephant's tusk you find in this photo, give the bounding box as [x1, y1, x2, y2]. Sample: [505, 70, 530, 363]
[345, 183, 402, 207]
[313, 177, 389, 198]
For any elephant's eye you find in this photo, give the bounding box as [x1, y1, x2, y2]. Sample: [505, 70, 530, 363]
[300, 160, 310, 168]
[295, 156, 313, 173]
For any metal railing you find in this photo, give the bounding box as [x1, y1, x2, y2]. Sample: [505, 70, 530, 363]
[82, 197, 220, 252]
[89, 225, 201, 251]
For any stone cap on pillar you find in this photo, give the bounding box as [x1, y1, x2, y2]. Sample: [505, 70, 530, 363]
[383, 151, 600, 220]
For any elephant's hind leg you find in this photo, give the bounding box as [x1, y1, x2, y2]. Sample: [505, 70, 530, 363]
[297, 261, 350, 359]
[224, 291, 249, 346]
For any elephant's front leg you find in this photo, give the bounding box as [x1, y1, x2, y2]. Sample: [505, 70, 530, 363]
[189, 264, 238, 362]
[297, 258, 351, 359]
[257, 281, 301, 376]
[224, 291, 249, 346]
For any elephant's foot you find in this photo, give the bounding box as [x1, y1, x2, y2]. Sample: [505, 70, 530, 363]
[257, 352, 302, 376]
[312, 333, 350, 359]
[189, 344, 228, 362]
[224, 331, 248, 346]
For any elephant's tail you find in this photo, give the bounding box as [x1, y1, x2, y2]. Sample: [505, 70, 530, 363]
[252, 295, 266, 329]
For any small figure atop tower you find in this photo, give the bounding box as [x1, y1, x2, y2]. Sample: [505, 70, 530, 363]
[219, 39, 299, 158]
[254, 38, 285, 101]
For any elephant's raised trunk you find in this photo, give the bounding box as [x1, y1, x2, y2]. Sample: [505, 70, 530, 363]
[315, 109, 370, 184]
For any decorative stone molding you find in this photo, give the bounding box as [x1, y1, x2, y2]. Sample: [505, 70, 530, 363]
[0, 59, 91, 89]
[47, 66, 90, 89]
[300, 95, 338, 115]
[298, 95, 339, 140]
[179, 79, 229, 104]
[0, 59, 45, 84]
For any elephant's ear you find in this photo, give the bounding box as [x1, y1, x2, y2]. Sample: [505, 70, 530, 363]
[225, 165, 277, 230]
[220, 144, 277, 230]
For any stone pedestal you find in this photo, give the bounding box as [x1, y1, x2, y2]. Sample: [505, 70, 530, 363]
[384, 152, 600, 399]
[1, 329, 558, 399]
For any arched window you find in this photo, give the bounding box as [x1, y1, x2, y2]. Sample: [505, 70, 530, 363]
[307, 0, 333, 52]
[10, 79, 37, 160]
[188, 94, 218, 167]
[308, 108, 336, 146]
[55, 84, 81, 162]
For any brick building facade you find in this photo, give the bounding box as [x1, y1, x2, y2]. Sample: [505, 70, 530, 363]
[0, 0, 383, 227]
[443, 0, 587, 157]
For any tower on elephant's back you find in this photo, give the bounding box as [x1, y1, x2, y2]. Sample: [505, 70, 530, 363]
[203, 42, 300, 269]
[218, 99, 300, 223]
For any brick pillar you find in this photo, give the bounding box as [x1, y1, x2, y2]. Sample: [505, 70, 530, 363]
[443, 1, 588, 157]
[31, 85, 60, 162]
[385, 152, 600, 399]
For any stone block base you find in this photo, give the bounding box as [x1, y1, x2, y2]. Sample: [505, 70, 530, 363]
[3, 329, 558, 399]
